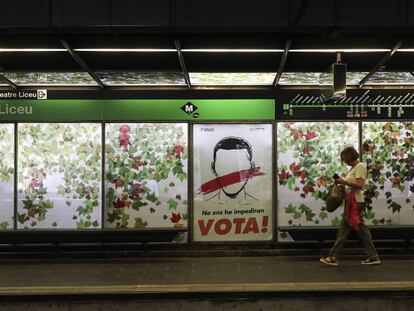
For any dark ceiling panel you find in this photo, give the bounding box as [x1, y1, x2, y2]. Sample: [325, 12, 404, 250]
[284, 53, 335, 72]
[407, 0, 414, 26]
[0, 36, 62, 48]
[112, 0, 170, 27]
[0, 0, 50, 27]
[336, 0, 402, 27]
[290, 0, 335, 27]
[61, 0, 111, 27]
[184, 53, 282, 72]
[179, 34, 286, 49]
[384, 53, 414, 71]
[289, 34, 397, 49]
[175, 0, 288, 28]
[341, 53, 389, 71]
[0, 53, 81, 71]
[77, 52, 181, 70]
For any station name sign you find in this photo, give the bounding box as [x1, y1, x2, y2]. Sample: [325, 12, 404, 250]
[0, 90, 47, 100]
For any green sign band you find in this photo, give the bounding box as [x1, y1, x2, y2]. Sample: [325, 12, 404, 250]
[0, 99, 275, 121]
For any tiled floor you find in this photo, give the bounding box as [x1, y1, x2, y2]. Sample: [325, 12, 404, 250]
[0, 257, 413, 295]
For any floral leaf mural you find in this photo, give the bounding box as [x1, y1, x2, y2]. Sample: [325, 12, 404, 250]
[105, 123, 188, 231]
[277, 122, 359, 228]
[17, 123, 102, 229]
[0, 124, 14, 229]
[362, 122, 414, 225]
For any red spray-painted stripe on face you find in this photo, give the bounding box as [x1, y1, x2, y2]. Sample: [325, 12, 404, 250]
[198, 167, 264, 195]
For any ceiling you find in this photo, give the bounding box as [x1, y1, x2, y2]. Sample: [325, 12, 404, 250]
[0, 0, 413, 89]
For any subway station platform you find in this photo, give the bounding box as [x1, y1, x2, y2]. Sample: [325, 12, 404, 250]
[0, 255, 413, 311]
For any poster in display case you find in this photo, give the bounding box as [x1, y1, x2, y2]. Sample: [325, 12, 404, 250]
[193, 124, 273, 242]
[0, 124, 14, 229]
[277, 122, 359, 233]
[105, 123, 188, 234]
[17, 123, 102, 229]
[362, 122, 414, 225]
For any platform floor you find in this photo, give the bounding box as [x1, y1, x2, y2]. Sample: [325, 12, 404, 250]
[0, 256, 413, 296]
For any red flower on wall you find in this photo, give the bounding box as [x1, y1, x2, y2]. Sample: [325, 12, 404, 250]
[304, 131, 317, 140]
[303, 142, 314, 155]
[291, 129, 304, 140]
[119, 124, 130, 149]
[170, 212, 181, 223]
[114, 198, 124, 208]
[301, 183, 315, 197]
[132, 156, 143, 170]
[174, 145, 184, 158]
[298, 170, 308, 183]
[131, 183, 142, 198]
[289, 162, 301, 174]
[278, 169, 291, 180]
[114, 177, 123, 188]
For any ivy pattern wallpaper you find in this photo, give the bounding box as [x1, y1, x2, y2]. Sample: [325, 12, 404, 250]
[0, 124, 14, 229]
[17, 123, 102, 229]
[362, 122, 414, 225]
[105, 123, 188, 234]
[277, 122, 359, 231]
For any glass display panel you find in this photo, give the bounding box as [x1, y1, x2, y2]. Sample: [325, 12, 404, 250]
[362, 122, 414, 225]
[0, 124, 14, 229]
[277, 122, 359, 234]
[193, 124, 273, 242]
[17, 123, 102, 229]
[105, 123, 188, 234]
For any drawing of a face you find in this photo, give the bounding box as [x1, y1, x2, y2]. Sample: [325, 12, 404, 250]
[211, 137, 255, 199]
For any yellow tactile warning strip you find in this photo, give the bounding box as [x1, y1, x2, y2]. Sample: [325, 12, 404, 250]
[0, 281, 413, 295]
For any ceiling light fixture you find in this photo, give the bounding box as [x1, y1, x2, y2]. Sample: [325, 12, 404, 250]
[181, 49, 284, 52]
[74, 48, 177, 52]
[289, 49, 391, 53]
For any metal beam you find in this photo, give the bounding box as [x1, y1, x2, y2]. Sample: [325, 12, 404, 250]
[358, 41, 402, 88]
[174, 40, 191, 89]
[0, 73, 17, 89]
[273, 40, 292, 87]
[61, 39, 105, 89]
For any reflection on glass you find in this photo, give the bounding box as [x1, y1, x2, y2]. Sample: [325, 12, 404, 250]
[97, 72, 186, 86]
[105, 124, 188, 234]
[277, 122, 359, 233]
[362, 122, 414, 225]
[3, 72, 97, 86]
[0, 124, 14, 229]
[279, 72, 414, 85]
[17, 123, 102, 229]
[279, 72, 321, 85]
[367, 72, 414, 85]
[189, 72, 276, 85]
[193, 124, 273, 242]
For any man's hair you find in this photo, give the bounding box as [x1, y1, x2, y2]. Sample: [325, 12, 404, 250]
[212, 137, 253, 163]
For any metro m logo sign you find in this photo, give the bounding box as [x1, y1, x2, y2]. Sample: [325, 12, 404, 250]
[181, 102, 198, 115]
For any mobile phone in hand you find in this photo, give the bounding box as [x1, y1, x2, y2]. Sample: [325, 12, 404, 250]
[332, 173, 340, 179]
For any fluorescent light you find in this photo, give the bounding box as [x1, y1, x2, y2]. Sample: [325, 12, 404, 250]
[289, 49, 390, 53]
[74, 48, 177, 52]
[182, 49, 284, 53]
[0, 48, 177, 52]
[1, 48, 411, 53]
[0, 49, 66, 52]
